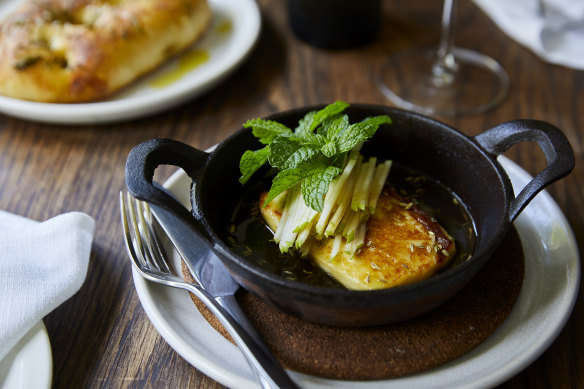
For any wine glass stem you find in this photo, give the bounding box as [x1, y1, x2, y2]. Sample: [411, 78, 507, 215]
[433, 0, 458, 86]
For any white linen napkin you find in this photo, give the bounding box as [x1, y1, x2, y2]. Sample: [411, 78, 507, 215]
[472, 0, 584, 70]
[0, 211, 95, 362]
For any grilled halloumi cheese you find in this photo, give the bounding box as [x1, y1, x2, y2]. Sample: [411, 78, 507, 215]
[260, 186, 456, 290]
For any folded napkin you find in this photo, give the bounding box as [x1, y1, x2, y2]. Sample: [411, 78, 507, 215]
[0, 211, 95, 362]
[472, 0, 584, 70]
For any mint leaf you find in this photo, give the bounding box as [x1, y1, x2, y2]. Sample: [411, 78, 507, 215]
[321, 141, 337, 158]
[294, 101, 350, 136]
[337, 115, 391, 152]
[298, 132, 326, 149]
[319, 114, 349, 157]
[301, 165, 343, 212]
[360, 115, 392, 137]
[309, 101, 350, 131]
[323, 114, 349, 140]
[263, 166, 307, 207]
[329, 153, 347, 169]
[239, 147, 270, 184]
[268, 135, 316, 170]
[336, 122, 371, 152]
[244, 118, 292, 144]
[295, 111, 316, 135]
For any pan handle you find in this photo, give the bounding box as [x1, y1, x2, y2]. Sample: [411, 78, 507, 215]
[474, 120, 574, 222]
[125, 138, 211, 240]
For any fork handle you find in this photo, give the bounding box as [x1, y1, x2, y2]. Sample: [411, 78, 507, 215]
[180, 282, 300, 389]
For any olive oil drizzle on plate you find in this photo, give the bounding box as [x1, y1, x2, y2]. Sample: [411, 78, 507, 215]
[149, 50, 211, 88]
[149, 19, 233, 88]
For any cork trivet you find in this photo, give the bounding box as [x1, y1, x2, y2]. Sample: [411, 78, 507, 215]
[182, 227, 524, 380]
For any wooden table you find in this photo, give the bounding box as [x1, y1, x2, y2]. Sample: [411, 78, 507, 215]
[0, 0, 581, 387]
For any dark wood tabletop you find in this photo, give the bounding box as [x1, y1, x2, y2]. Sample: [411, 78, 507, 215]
[0, 0, 581, 387]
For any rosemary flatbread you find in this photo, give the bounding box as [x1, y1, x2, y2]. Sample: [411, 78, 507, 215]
[0, 0, 211, 102]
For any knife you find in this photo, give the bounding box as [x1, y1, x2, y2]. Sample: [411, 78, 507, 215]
[149, 201, 299, 389]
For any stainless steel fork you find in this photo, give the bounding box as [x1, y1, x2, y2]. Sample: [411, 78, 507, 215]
[120, 192, 299, 389]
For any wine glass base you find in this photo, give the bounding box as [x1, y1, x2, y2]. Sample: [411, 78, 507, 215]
[377, 47, 509, 116]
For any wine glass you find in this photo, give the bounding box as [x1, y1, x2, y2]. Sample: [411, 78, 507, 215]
[377, 0, 509, 116]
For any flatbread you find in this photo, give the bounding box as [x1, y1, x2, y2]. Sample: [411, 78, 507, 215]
[0, 0, 211, 102]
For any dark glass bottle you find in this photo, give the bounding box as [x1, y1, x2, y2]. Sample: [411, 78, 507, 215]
[287, 0, 382, 49]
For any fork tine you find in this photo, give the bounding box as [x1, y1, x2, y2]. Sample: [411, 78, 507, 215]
[144, 206, 172, 273]
[126, 192, 156, 270]
[123, 191, 173, 275]
[130, 195, 161, 272]
[120, 191, 149, 271]
[136, 200, 172, 273]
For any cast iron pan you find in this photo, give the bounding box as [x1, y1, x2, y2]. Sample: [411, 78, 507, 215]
[126, 104, 574, 327]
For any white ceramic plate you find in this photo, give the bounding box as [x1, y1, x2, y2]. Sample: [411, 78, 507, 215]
[132, 156, 580, 389]
[0, 321, 52, 389]
[0, 0, 261, 125]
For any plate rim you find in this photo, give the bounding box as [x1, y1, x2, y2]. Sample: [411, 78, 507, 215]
[0, 321, 53, 389]
[131, 155, 580, 389]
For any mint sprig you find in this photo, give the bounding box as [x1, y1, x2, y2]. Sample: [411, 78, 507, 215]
[239, 102, 392, 212]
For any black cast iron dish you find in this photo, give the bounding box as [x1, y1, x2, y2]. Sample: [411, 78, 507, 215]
[126, 104, 574, 327]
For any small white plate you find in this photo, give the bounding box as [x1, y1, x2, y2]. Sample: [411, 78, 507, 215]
[132, 156, 580, 389]
[0, 321, 52, 389]
[0, 0, 261, 125]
